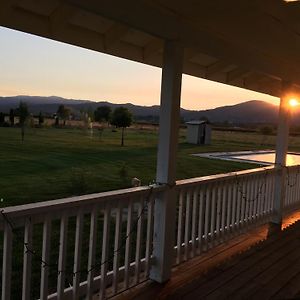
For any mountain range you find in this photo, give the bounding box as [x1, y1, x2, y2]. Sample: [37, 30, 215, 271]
[0, 95, 290, 125]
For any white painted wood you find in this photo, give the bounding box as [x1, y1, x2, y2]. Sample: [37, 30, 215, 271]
[260, 174, 267, 218]
[150, 40, 183, 283]
[210, 184, 217, 246]
[244, 179, 250, 225]
[226, 182, 232, 235]
[124, 199, 133, 289]
[271, 81, 292, 229]
[2, 222, 12, 300]
[145, 195, 154, 277]
[204, 185, 211, 251]
[231, 181, 237, 233]
[236, 178, 242, 230]
[22, 218, 33, 300]
[221, 182, 227, 238]
[87, 208, 98, 299]
[215, 181, 224, 243]
[99, 203, 111, 300]
[191, 187, 198, 257]
[176, 190, 184, 264]
[112, 202, 122, 293]
[265, 173, 272, 215]
[57, 215, 68, 300]
[40, 218, 51, 300]
[72, 212, 83, 300]
[0, 185, 161, 222]
[253, 175, 259, 220]
[134, 198, 144, 284]
[257, 174, 264, 219]
[240, 178, 246, 229]
[197, 187, 204, 254]
[184, 189, 191, 261]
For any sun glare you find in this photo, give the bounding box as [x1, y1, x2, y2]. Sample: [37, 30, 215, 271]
[289, 98, 299, 107]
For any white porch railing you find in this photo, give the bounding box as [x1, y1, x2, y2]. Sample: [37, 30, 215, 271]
[0, 186, 163, 300]
[1, 165, 300, 299]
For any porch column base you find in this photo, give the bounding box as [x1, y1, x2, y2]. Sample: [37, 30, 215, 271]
[267, 221, 282, 237]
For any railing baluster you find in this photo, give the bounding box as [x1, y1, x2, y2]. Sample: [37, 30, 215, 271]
[215, 183, 222, 244]
[231, 179, 237, 234]
[135, 197, 144, 284]
[221, 181, 227, 240]
[176, 190, 184, 264]
[145, 195, 154, 277]
[248, 176, 255, 223]
[260, 174, 267, 219]
[184, 188, 191, 260]
[210, 184, 217, 247]
[204, 185, 211, 251]
[57, 214, 68, 300]
[2, 222, 12, 300]
[73, 212, 84, 300]
[236, 178, 242, 231]
[197, 187, 204, 254]
[256, 173, 262, 217]
[226, 181, 232, 238]
[40, 217, 51, 300]
[112, 202, 123, 293]
[240, 177, 246, 230]
[99, 203, 111, 300]
[22, 218, 33, 300]
[191, 187, 198, 257]
[124, 199, 133, 289]
[265, 172, 271, 215]
[87, 207, 98, 299]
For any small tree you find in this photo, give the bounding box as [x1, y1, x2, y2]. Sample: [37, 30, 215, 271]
[18, 102, 29, 142]
[111, 107, 133, 146]
[9, 108, 14, 126]
[57, 105, 71, 126]
[38, 112, 44, 126]
[94, 106, 112, 125]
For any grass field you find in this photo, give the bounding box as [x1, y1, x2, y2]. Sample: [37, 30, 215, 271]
[0, 125, 292, 207]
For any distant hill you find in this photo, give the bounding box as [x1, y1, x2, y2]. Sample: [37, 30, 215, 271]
[0, 95, 287, 124]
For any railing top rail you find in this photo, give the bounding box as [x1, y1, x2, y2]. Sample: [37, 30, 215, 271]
[1, 184, 165, 220]
[176, 165, 275, 188]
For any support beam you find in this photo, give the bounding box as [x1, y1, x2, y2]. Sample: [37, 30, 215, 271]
[143, 38, 163, 61]
[269, 80, 292, 234]
[104, 22, 129, 50]
[150, 40, 183, 283]
[206, 60, 230, 78]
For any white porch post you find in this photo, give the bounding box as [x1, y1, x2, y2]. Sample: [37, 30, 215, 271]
[150, 40, 183, 283]
[269, 81, 292, 233]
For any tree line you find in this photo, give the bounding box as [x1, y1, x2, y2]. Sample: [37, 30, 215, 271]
[0, 103, 133, 146]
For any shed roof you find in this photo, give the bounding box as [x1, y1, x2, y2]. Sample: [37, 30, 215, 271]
[186, 120, 208, 125]
[1, 1, 300, 97]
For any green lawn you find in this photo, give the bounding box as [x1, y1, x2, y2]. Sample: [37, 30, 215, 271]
[0, 126, 292, 207]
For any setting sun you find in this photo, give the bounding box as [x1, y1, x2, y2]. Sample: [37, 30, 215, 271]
[289, 98, 299, 107]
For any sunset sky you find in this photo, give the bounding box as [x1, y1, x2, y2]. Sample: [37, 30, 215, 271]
[0, 26, 279, 110]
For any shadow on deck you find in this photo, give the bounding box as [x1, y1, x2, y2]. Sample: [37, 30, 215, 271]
[112, 210, 300, 300]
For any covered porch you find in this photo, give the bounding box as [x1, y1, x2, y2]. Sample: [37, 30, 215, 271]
[1, 1, 300, 299]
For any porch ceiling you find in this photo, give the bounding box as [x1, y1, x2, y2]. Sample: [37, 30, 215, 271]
[1, 0, 300, 97]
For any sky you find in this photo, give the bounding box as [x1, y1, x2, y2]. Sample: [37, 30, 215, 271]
[0, 26, 279, 110]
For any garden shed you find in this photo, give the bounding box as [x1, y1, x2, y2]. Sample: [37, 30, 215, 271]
[186, 120, 211, 145]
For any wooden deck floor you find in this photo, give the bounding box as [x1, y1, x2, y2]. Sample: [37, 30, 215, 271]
[113, 210, 300, 300]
